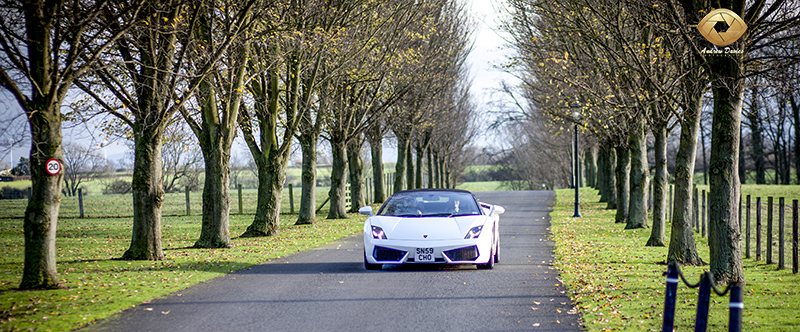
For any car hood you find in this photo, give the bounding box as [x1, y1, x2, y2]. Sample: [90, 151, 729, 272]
[369, 215, 485, 240]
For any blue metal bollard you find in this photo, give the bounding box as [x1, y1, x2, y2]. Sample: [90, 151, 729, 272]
[694, 272, 712, 332]
[662, 261, 679, 332]
[728, 284, 743, 332]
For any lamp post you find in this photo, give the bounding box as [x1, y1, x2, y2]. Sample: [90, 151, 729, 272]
[571, 103, 582, 218]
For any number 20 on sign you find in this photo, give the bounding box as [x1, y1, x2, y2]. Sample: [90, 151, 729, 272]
[45, 159, 62, 176]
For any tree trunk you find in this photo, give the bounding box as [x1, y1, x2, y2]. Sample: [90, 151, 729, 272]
[427, 146, 434, 189]
[444, 161, 452, 188]
[647, 122, 668, 246]
[367, 125, 386, 203]
[614, 145, 630, 224]
[123, 127, 166, 260]
[777, 102, 789, 184]
[434, 150, 442, 188]
[20, 103, 64, 289]
[347, 135, 366, 212]
[707, 54, 744, 286]
[585, 145, 597, 189]
[597, 147, 607, 201]
[748, 86, 766, 184]
[739, 124, 746, 184]
[296, 127, 320, 224]
[328, 138, 349, 219]
[406, 142, 415, 190]
[792, 94, 800, 184]
[241, 149, 288, 237]
[415, 143, 425, 189]
[627, 122, 648, 230]
[605, 147, 617, 210]
[394, 135, 408, 193]
[194, 145, 231, 248]
[700, 121, 709, 185]
[240, 49, 303, 236]
[188, 34, 250, 247]
[667, 87, 704, 265]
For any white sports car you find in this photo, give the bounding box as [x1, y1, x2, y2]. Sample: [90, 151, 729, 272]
[359, 189, 505, 270]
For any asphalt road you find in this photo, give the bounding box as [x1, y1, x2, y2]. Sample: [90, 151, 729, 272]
[83, 191, 581, 332]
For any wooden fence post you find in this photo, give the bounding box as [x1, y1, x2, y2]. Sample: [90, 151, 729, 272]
[768, 196, 774, 264]
[757, 196, 762, 261]
[185, 186, 191, 216]
[702, 190, 707, 237]
[289, 184, 294, 214]
[238, 184, 243, 215]
[746, 195, 751, 259]
[793, 199, 798, 274]
[692, 185, 700, 233]
[78, 188, 84, 218]
[779, 197, 785, 270]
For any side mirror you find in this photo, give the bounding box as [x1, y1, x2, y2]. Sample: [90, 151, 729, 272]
[493, 205, 505, 215]
[358, 206, 374, 216]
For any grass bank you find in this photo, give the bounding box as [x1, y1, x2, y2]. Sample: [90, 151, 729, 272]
[550, 188, 800, 331]
[0, 197, 368, 331]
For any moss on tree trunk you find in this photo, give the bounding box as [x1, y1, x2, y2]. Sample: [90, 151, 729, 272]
[708, 54, 745, 285]
[296, 129, 319, 225]
[194, 146, 231, 248]
[327, 139, 349, 219]
[124, 128, 165, 260]
[647, 123, 668, 247]
[21, 104, 64, 289]
[626, 122, 649, 230]
[667, 87, 705, 266]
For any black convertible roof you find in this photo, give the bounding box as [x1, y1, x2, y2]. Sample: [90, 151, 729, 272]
[391, 188, 473, 194]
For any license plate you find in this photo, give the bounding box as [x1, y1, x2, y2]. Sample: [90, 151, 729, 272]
[415, 248, 435, 262]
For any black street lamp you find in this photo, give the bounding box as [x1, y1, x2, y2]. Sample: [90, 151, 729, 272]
[571, 102, 582, 218]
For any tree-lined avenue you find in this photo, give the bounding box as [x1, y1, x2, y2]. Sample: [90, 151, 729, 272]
[82, 191, 581, 332]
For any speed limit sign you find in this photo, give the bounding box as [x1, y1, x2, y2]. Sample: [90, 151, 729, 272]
[45, 159, 62, 176]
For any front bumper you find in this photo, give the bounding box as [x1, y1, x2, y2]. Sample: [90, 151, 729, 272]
[363, 235, 493, 265]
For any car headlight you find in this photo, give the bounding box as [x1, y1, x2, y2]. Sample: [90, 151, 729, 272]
[371, 225, 388, 239]
[464, 225, 483, 239]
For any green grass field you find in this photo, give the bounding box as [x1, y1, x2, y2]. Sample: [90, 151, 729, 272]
[0, 187, 369, 331]
[550, 187, 800, 331]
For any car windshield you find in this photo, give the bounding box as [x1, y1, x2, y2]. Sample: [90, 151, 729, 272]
[378, 191, 482, 217]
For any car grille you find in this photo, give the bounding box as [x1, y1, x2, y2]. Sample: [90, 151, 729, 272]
[373, 246, 407, 262]
[443, 246, 479, 261]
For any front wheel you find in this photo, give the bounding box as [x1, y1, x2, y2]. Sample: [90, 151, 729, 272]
[494, 230, 500, 263]
[476, 246, 495, 270]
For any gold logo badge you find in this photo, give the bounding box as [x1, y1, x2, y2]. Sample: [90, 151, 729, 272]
[697, 9, 748, 47]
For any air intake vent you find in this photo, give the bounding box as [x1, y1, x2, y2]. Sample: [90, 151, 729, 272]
[373, 246, 407, 262]
[444, 246, 479, 261]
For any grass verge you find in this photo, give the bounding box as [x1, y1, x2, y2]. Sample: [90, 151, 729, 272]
[550, 188, 800, 331]
[0, 210, 368, 331]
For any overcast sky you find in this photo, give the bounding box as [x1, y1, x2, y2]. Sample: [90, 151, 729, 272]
[467, 0, 516, 149]
[1, 0, 516, 168]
